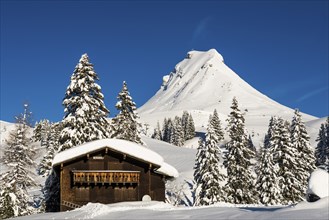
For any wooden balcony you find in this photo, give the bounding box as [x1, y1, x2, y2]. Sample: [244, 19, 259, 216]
[72, 170, 140, 185]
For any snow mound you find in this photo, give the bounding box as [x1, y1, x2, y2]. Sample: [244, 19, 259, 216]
[307, 168, 329, 198]
[74, 201, 174, 219]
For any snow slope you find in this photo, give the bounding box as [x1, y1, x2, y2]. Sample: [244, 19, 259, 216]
[305, 117, 328, 147]
[138, 49, 319, 146]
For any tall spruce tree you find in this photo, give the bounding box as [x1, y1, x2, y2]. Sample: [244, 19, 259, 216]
[224, 97, 257, 204]
[0, 113, 37, 218]
[151, 121, 162, 140]
[315, 117, 329, 172]
[182, 111, 190, 140]
[59, 53, 110, 152]
[187, 113, 196, 140]
[194, 116, 226, 206]
[193, 138, 205, 206]
[274, 118, 302, 204]
[323, 117, 329, 172]
[162, 118, 174, 143]
[247, 135, 256, 153]
[264, 116, 277, 149]
[33, 121, 42, 142]
[290, 109, 316, 195]
[256, 120, 283, 205]
[211, 109, 224, 142]
[15, 103, 34, 128]
[38, 122, 61, 177]
[256, 147, 282, 205]
[33, 119, 51, 146]
[172, 116, 185, 147]
[111, 81, 143, 145]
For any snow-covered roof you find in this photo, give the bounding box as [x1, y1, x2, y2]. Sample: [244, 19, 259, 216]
[52, 138, 178, 178]
[155, 162, 179, 178]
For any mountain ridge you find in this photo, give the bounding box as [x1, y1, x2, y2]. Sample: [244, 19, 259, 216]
[138, 48, 318, 145]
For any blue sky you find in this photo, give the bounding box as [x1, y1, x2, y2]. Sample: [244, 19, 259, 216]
[1, 0, 328, 123]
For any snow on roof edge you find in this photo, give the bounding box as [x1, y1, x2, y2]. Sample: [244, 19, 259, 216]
[52, 138, 178, 177]
[155, 162, 179, 178]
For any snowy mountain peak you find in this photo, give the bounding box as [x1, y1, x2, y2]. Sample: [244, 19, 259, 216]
[138, 49, 317, 145]
[186, 48, 224, 62]
[140, 48, 268, 115]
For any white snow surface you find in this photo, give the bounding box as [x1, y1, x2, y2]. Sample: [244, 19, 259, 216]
[138, 49, 318, 147]
[305, 117, 328, 147]
[307, 168, 329, 198]
[15, 198, 329, 220]
[52, 138, 179, 177]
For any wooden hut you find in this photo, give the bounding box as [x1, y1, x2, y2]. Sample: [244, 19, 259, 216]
[52, 139, 178, 211]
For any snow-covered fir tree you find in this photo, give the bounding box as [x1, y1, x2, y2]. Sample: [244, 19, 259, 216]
[59, 53, 110, 152]
[256, 147, 282, 205]
[111, 81, 143, 145]
[182, 111, 190, 140]
[38, 122, 61, 177]
[264, 116, 277, 149]
[158, 113, 195, 144]
[15, 102, 34, 128]
[33, 121, 42, 142]
[181, 111, 195, 140]
[161, 118, 168, 141]
[224, 97, 257, 204]
[193, 138, 205, 206]
[187, 113, 196, 140]
[194, 116, 226, 206]
[172, 116, 185, 147]
[33, 119, 51, 148]
[247, 135, 256, 153]
[290, 109, 316, 194]
[0, 118, 37, 218]
[210, 109, 224, 143]
[151, 121, 162, 140]
[162, 118, 174, 143]
[0, 183, 18, 219]
[315, 117, 329, 172]
[273, 118, 302, 205]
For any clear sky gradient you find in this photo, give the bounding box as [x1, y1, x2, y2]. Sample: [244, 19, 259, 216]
[1, 0, 328, 123]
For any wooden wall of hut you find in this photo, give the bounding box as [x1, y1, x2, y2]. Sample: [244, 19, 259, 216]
[57, 148, 166, 211]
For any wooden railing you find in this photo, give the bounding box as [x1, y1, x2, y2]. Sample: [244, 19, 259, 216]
[72, 170, 140, 185]
[61, 200, 81, 209]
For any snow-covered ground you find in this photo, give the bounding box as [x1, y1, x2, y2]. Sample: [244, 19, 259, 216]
[14, 198, 329, 219]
